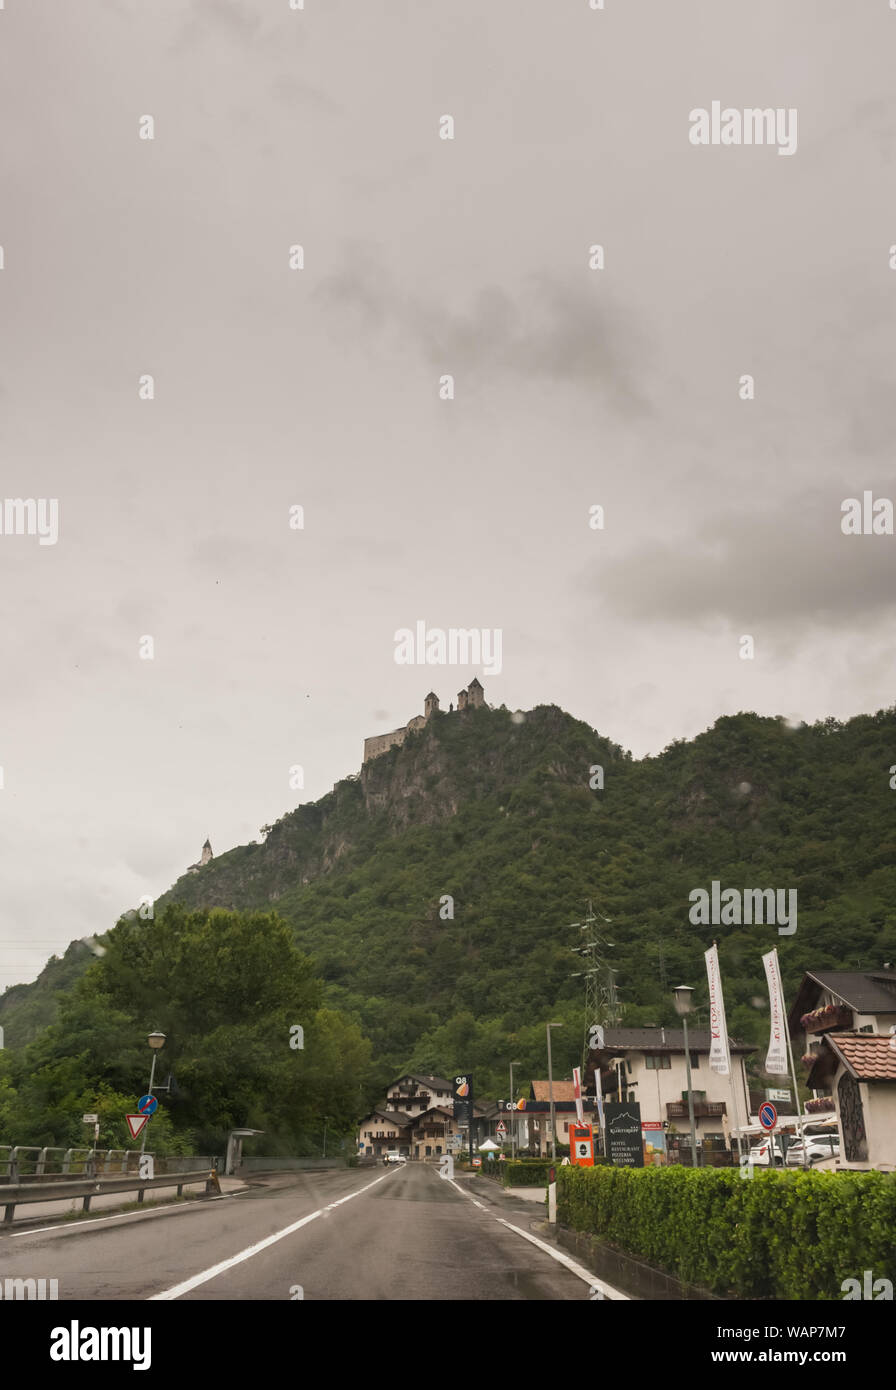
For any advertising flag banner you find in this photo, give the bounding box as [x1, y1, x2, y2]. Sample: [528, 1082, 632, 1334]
[572, 1066, 584, 1124]
[762, 948, 789, 1075]
[704, 944, 732, 1075]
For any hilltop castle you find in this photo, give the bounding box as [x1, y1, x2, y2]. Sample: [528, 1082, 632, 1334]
[186, 839, 213, 874]
[363, 679, 484, 763]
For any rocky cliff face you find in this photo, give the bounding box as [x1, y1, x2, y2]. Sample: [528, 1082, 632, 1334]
[159, 703, 605, 912]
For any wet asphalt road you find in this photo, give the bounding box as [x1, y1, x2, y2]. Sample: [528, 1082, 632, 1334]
[0, 1163, 592, 1301]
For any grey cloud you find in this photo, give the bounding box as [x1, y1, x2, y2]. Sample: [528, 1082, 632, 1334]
[318, 260, 652, 413]
[586, 489, 896, 629]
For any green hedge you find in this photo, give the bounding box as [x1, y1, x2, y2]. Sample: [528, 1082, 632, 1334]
[502, 1160, 553, 1187]
[557, 1165, 896, 1299]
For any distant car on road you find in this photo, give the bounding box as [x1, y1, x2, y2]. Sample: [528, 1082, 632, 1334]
[384, 1153, 407, 1164]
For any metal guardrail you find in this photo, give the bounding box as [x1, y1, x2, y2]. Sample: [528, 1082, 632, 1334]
[0, 1168, 222, 1224]
[0, 1146, 217, 1182]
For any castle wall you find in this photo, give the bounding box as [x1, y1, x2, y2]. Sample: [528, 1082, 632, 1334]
[363, 727, 409, 762]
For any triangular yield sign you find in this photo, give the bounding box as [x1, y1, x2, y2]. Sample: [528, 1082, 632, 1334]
[126, 1113, 148, 1139]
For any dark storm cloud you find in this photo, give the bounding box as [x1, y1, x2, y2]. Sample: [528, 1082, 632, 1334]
[588, 488, 896, 628]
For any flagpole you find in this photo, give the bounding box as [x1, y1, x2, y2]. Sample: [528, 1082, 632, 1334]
[776, 947, 808, 1169]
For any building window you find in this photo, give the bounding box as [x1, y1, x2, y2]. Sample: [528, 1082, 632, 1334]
[690, 1052, 700, 1069]
[645, 1055, 671, 1070]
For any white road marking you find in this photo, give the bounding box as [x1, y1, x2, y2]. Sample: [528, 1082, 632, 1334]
[149, 1167, 398, 1300]
[494, 1218, 629, 1299]
[441, 1170, 629, 1300]
[4, 1198, 213, 1238]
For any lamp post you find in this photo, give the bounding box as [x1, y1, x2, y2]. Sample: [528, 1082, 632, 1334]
[139, 1031, 166, 1157]
[509, 1061, 520, 1158]
[672, 987, 699, 1168]
[546, 1023, 563, 1161]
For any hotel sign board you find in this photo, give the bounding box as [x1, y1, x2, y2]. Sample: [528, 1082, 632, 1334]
[604, 1102, 644, 1167]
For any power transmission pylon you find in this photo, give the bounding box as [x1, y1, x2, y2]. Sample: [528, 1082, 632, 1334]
[568, 899, 621, 1071]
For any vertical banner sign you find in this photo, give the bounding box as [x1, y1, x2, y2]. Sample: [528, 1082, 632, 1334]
[453, 1075, 473, 1163]
[704, 944, 731, 1075]
[762, 948, 789, 1075]
[603, 1101, 644, 1167]
[572, 1066, 584, 1125]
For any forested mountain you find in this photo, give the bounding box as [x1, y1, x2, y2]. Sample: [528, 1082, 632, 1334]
[2, 700, 895, 1132]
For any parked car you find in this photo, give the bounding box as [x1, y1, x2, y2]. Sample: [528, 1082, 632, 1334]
[748, 1139, 786, 1168]
[785, 1136, 840, 1167]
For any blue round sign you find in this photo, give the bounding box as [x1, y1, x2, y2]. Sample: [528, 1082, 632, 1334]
[138, 1094, 159, 1116]
[759, 1101, 777, 1131]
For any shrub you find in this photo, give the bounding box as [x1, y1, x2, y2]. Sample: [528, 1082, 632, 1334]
[556, 1165, 896, 1299]
[502, 1160, 554, 1187]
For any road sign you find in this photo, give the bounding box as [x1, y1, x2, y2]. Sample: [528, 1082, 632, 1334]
[641, 1121, 663, 1131]
[137, 1094, 159, 1116]
[766, 1088, 790, 1103]
[759, 1101, 778, 1131]
[126, 1114, 149, 1140]
[82, 1113, 98, 1124]
[496, 1120, 506, 1134]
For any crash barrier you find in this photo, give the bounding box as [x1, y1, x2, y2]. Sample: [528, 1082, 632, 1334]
[0, 1167, 223, 1224]
[0, 1146, 217, 1182]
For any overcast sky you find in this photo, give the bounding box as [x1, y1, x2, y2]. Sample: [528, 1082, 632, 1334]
[1, 1, 894, 991]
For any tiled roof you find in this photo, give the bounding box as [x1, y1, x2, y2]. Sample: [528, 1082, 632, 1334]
[371, 1110, 413, 1129]
[591, 1027, 755, 1055]
[828, 1034, 896, 1081]
[531, 1081, 579, 1102]
[790, 971, 896, 1025]
[387, 1073, 454, 1093]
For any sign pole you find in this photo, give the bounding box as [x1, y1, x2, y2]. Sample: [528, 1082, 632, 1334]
[140, 1051, 157, 1157]
[781, 976, 808, 1168]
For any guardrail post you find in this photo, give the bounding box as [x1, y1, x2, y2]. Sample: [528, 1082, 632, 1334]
[62, 1149, 73, 1175]
[3, 1201, 15, 1224]
[137, 1186, 145, 1203]
[37, 1147, 48, 1176]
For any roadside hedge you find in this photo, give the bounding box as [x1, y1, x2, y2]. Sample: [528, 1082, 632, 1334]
[556, 1165, 896, 1299]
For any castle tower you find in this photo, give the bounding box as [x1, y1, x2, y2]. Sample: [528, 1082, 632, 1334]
[200, 839, 213, 866]
[467, 677, 484, 708]
[424, 691, 439, 719]
[457, 688, 468, 711]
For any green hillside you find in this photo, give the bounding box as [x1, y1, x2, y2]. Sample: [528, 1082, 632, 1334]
[3, 701, 895, 1118]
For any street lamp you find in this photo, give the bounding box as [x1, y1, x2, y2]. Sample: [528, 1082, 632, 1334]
[672, 987, 699, 1168]
[509, 1061, 521, 1158]
[139, 1031, 166, 1156]
[546, 1023, 563, 1161]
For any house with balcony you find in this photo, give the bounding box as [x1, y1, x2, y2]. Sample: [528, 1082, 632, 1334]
[787, 968, 896, 1169]
[358, 1073, 468, 1159]
[358, 1109, 413, 1157]
[584, 1027, 755, 1162]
